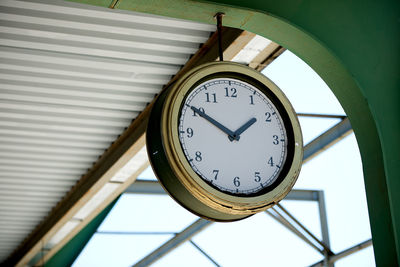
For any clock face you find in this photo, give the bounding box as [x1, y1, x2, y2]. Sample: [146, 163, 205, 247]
[178, 77, 288, 196]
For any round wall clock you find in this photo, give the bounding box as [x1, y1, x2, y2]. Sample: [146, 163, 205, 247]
[147, 61, 303, 221]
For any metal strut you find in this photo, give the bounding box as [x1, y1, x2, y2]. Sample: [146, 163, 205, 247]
[215, 12, 225, 61]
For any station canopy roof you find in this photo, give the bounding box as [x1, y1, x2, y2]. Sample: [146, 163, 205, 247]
[0, 0, 284, 265]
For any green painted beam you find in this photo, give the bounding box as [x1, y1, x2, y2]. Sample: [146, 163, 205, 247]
[67, 0, 400, 266]
[44, 198, 119, 267]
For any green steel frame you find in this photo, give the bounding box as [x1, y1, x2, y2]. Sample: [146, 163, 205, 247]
[67, 1, 400, 266]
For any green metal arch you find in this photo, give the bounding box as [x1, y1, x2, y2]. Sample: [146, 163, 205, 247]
[71, 1, 400, 265]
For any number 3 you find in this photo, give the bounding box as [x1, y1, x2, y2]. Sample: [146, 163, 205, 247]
[273, 135, 279, 145]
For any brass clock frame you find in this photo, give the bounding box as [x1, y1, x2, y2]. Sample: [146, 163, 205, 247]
[147, 61, 303, 221]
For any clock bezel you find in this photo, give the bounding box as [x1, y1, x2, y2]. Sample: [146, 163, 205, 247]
[155, 61, 303, 217]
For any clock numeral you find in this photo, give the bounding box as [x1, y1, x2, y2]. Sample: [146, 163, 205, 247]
[212, 169, 219, 180]
[233, 176, 240, 187]
[249, 95, 255, 105]
[186, 127, 193, 138]
[192, 107, 205, 117]
[254, 172, 261, 182]
[268, 157, 274, 167]
[205, 92, 217, 103]
[224, 87, 238, 98]
[195, 151, 202, 162]
[273, 135, 279, 145]
[265, 112, 272, 122]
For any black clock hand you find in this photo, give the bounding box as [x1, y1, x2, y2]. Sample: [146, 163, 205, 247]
[190, 106, 236, 141]
[233, 117, 257, 140]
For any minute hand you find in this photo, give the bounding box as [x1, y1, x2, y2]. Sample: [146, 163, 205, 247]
[190, 106, 235, 140]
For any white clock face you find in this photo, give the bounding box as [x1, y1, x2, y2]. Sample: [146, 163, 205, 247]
[178, 77, 289, 196]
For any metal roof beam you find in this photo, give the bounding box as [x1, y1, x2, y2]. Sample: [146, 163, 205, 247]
[253, 45, 286, 71]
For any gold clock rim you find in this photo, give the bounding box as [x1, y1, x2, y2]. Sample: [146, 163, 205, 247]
[161, 61, 303, 215]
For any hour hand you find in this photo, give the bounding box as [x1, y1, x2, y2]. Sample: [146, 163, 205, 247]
[190, 106, 235, 140]
[233, 117, 257, 140]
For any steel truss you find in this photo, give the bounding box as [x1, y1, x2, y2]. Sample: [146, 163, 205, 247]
[124, 116, 371, 266]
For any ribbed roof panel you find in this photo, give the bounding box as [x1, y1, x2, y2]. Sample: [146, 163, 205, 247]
[0, 0, 214, 262]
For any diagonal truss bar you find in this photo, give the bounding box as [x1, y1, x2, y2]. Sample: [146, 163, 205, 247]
[276, 203, 332, 255]
[303, 117, 352, 163]
[189, 240, 221, 267]
[328, 239, 372, 263]
[266, 209, 324, 254]
[309, 239, 372, 267]
[132, 218, 212, 267]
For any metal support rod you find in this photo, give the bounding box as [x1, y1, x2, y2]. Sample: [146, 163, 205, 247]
[126, 180, 319, 201]
[297, 113, 347, 119]
[189, 240, 221, 267]
[215, 12, 225, 61]
[96, 231, 176, 235]
[309, 239, 372, 267]
[317, 191, 333, 267]
[329, 239, 372, 263]
[125, 180, 166, 195]
[108, 0, 119, 8]
[287, 190, 319, 201]
[266, 208, 324, 254]
[276, 203, 332, 255]
[303, 118, 352, 163]
[132, 218, 212, 267]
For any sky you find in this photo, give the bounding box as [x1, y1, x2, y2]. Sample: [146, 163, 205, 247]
[72, 50, 374, 267]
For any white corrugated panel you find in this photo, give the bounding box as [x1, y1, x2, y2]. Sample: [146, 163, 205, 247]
[0, 0, 215, 262]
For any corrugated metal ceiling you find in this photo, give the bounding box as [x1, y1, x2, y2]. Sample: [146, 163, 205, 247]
[0, 0, 215, 262]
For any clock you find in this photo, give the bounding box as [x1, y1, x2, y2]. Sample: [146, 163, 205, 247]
[147, 61, 303, 221]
